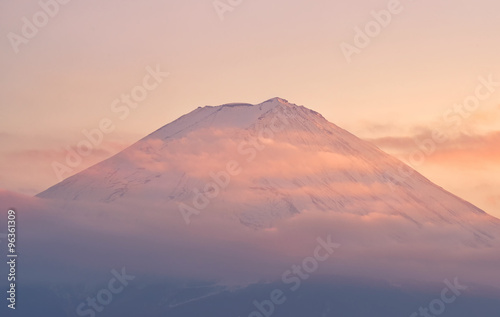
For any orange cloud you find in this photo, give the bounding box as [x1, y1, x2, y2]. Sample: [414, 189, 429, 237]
[368, 130, 500, 167]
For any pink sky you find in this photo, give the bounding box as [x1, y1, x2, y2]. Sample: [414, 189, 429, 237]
[0, 0, 499, 217]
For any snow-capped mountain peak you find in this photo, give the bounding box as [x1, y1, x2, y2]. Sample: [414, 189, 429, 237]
[37, 98, 498, 243]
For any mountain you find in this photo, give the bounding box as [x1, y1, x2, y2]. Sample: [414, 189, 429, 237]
[4, 98, 500, 317]
[37, 98, 498, 237]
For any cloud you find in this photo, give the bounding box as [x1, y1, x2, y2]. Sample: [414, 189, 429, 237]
[0, 137, 132, 195]
[367, 130, 500, 167]
[1, 192, 499, 288]
[363, 124, 500, 218]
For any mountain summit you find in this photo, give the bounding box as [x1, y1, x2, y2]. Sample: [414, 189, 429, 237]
[38, 98, 498, 242]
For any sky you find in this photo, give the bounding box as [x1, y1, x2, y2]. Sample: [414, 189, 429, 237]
[0, 0, 499, 217]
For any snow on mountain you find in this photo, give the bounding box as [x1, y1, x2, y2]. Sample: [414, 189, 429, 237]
[37, 98, 499, 243]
